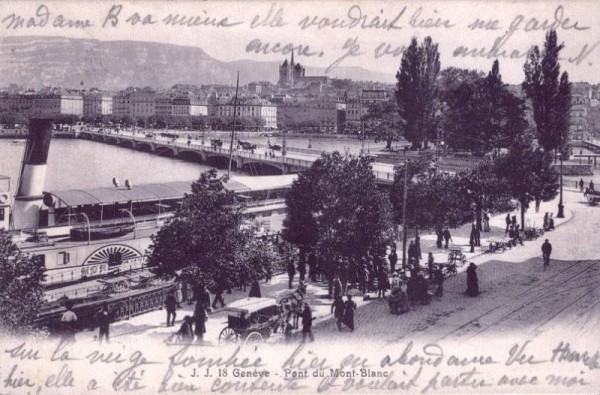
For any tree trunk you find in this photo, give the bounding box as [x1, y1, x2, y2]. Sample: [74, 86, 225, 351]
[520, 200, 526, 230]
[386, 138, 392, 150]
[475, 201, 482, 232]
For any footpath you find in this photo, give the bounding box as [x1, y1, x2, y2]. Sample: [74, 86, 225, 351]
[74, 190, 579, 346]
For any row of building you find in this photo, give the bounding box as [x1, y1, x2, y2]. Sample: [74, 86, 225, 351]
[0, 87, 390, 132]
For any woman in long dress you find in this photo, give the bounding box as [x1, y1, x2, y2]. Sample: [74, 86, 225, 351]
[466, 263, 480, 297]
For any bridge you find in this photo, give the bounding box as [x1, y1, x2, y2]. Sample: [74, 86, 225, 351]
[78, 130, 397, 183]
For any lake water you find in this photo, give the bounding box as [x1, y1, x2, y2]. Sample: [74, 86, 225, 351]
[0, 133, 391, 193]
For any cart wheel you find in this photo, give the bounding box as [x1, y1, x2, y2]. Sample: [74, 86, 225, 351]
[219, 327, 239, 344]
[244, 331, 263, 346]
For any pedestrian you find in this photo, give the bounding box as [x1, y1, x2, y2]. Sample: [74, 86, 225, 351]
[193, 302, 207, 342]
[443, 229, 452, 249]
[415, 235, 422, 261]
[505, 214, 511, 235]
[474, 225, 481, 247]
[436, 227, 443, 249]
[298, 260, 306, 282]
[579, 178, 584, 192]
[186, 283, 194, 305]
[466, 262, 479, 297]
[483, 212, 490, 232]
[434, 266, 444, 297]
[590, 180, 595, 191]
[200, 286, 211, 310]
[408, 240, 417, 261]
[343, 295, 357, 332]
[333, 274, 342, 300]
[340, 260, 349, 295]
[331, 296, 345, 331]
[388, 247, 398, 274]
[60, 300, 78, 342]
[176, 316, 194, 344]
[265, 266, 272, 283]
[511, 215, 517, 228]
[175, 283, 183, 308]
[211, 284, 226, 309]
[469, 232, 475, 253]
[399, 279, 410, 313]
[541, 239, 552, 270]
[165, 292, 177, 327]
[301, 303, 314, 342]
[95, 302, 112, 344]
[377, 267, 388, 299]
[287, 258, 296, 289]
[358, 263, 368, 294]
[427, 253, 435, 281]
[543, 212, 549, 231]
[248, 279, 261, 298]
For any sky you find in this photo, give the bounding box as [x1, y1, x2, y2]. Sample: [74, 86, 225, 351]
[0, 0, 599, 84]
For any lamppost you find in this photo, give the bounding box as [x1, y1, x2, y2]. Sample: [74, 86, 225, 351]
[557, 131, 565, 218]
[401, 161, 408, 270]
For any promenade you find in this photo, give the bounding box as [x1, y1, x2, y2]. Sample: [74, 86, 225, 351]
[72, 187, 597, 348]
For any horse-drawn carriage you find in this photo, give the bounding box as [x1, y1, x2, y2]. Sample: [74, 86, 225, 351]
[238, 140, 257, 151]
[210, 138, 223, 149]
[218, 298, 281, 346]
[585, 189, 600, 206]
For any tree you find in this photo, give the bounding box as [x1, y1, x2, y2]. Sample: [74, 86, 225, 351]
[361, 100, 402, 149]
[0, 229, 46, 334]
[395, 36, 441, 149]
[523, 29, 572, 153]
[443, 60, 527, 155]
[148, 170, 273, 291]
[494, 134, 559, 228]
[390, 158, 469, 232]
[282, 152, 393, 296]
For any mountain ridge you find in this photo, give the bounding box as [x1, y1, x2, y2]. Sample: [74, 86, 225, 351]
[0, 36, 395, 90]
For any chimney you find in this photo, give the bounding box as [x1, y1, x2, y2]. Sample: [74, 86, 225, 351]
[12, 119, 53, 229]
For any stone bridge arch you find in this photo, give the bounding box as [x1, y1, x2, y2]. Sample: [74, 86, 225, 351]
[105, 136, 119, 145]
[136, 142, 154, 152]
[178, 150, 206, 163]
[206, 155, 237, 170]
[118, 139, 135, 149]
[240, 161, 285, 175]
[154, 146, 176, 157]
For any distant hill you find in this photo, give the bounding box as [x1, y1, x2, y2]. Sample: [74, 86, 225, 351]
[0, 36, 394, 90]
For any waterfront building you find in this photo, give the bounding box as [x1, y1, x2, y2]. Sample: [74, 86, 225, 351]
[276, 96, 346, 133]
[345, 98, 368, 122]
[130, 90, 156, 117]
[31, 92, 83, 116]
[112, 92, 131, 117]
[83, 93, 113, 116]
[360, 89, 388, 103]
[154, 94, 172, 117]
[570, 93, 591, 141]
[212, 96, 277, 129]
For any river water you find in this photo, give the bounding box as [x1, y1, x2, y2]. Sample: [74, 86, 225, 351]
[0, 133, 391, 193]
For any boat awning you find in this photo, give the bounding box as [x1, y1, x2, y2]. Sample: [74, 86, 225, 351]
[43, 176, 294, 208]
[44, 181, 194, 207]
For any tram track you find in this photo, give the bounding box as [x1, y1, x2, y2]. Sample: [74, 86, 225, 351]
[434, 260, 599, 343]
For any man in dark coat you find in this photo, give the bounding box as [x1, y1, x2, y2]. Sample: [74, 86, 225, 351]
[466, 263, 479, 297]
[408, 241, 417, 261]
[211, 284, 226, 309]
[436, 227, 443, 249]
[95, 302, 112, 344]
[579, 178, 584, 192]
[287, 258, 296, 289]
[434, 266, 444, 297]
[343, 295, 357, 332]
[541, 239, 552, 269]
[388, 248, 398, 274]
[505, 214, 511, 235]
[331, 296, 345, 331]
[165, 292, 177, 327]
[443, 229, 452, 249]
[301, 303, 314, 342]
